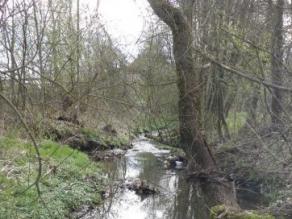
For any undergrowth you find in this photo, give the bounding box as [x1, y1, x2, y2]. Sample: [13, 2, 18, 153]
[0, 137, 104, 219]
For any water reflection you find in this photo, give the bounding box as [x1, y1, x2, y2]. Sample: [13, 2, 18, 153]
[83, 137, 211, 219]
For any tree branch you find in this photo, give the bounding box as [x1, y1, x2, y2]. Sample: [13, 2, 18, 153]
[195, 48, 292, 92]
[147, 0, 187, 32]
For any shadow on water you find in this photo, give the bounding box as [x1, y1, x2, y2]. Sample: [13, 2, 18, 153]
[76, 136, 252, 219]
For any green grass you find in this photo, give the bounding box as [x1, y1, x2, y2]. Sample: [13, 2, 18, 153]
[0, 137, 104, 219]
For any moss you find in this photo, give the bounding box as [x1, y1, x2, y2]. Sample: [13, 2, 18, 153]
[210, 205, 226, 218]
[210, 205, 275, 219]
[0, 136, 103, 219]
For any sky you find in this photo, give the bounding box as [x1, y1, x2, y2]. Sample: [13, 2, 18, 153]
[4, 0, 151, 59]
[98, 0, 150, 57]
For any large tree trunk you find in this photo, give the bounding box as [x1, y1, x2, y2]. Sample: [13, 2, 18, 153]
[147, 0, 215, 171]
[147, 0, 238, 210]
[271, 0, 284, 125]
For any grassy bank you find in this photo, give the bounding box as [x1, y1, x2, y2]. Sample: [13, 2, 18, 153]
[0, 136, 104, 219]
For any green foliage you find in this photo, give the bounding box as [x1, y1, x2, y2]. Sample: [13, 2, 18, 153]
[0, 137, 103, 219]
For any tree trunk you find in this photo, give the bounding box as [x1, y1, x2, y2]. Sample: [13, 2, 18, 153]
[147, 0, 238, 210]
[33, 0, 45, 116]
[147, 0, 215, 171]
[76, 0, 80, 119]
[19, 6, 28, 111]
[9, 0, 17, 106]
[271, 0, 284, 125]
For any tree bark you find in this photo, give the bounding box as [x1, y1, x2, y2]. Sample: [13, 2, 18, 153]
[147, 0, 215, 171]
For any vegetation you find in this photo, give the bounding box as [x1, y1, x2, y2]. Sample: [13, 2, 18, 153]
[210, 205, 275, 219]
[0, 137, 103, 218]
[1, 0, 292, 218]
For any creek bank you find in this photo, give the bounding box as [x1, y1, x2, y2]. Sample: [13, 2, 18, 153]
[210, 205, 275, 219]
[144, 129, 292, 218]
[0, 137, 104, 218]
[0, 119, 134, 218]
[215, 127, 292, 218]
[44, 119, 132, 159]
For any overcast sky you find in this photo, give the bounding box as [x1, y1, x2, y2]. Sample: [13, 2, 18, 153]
[98, 0, 150, 57]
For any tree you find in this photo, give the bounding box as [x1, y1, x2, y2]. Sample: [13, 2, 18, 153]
[147, 0, 215, 170]
[270, 0, 284, 125]
[147, 0, 240, 209]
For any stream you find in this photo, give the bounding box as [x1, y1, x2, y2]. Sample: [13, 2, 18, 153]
[74, 135, 213, 219]
[75, 135, 265, 219]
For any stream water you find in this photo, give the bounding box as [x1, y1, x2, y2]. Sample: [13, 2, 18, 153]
[76, 135, 215, 219]
[76, 136, 264, 219]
